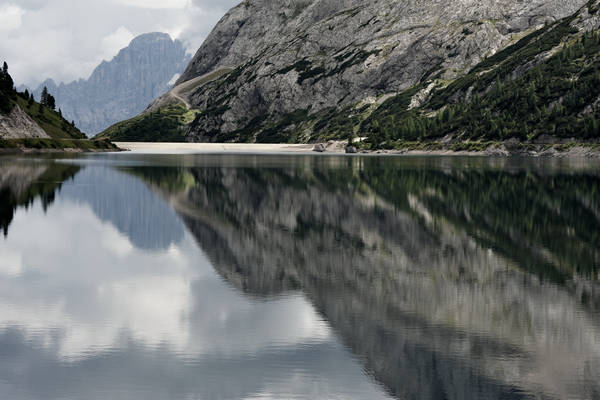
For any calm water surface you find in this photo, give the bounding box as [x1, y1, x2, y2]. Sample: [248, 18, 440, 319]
[0, 153, 599, 400]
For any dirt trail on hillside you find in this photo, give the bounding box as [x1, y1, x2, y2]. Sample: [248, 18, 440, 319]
[168, 67, 234, 109]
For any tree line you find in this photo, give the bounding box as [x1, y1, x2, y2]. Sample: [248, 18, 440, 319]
[1, 60, 76, 128]
[0, 62, 16, 113]
[362, 28, 600, 146]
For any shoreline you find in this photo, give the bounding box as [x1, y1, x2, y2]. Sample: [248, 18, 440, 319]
[116, 141, 600, 158]
[114, 142, 318, 154]
[0, 138, 122, 154]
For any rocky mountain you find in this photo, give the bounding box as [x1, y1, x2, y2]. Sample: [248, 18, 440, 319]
[100, 0, 600, 144]
[30, 33, 190, 136]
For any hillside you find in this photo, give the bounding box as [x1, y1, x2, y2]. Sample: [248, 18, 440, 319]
[1, 63, 119, 152]
[28, 33, 190, 136]
[96, 104, 195, 142]
[100, 0, 600, 145]
[360, 3, 600, 147]
[1, 65, 85, 140]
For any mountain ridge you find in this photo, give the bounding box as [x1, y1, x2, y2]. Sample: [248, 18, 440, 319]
[28, 32, 190, 136]
[100, 0, 600, 144]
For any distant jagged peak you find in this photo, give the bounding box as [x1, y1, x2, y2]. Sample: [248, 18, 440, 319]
[39, 78, 57, 89]
[27, 30, 191, 135]
[129, 32, 178, 46]
[113, 32, 185, 60]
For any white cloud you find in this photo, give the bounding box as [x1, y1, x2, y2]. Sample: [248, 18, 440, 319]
[168, 73, 181, 86]
[113, 0, 190, 9]
[0, 196, 331, 360]
[100, 26, 135, 61]
[0, 3, 25, 31]
[0, 0, 239, 87]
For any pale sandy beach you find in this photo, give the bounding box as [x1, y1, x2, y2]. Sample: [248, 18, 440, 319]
[113, 141, 600, 157]
[114, 142, 346, 154]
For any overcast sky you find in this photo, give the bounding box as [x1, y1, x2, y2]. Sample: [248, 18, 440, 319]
[0, 0, 240, 87]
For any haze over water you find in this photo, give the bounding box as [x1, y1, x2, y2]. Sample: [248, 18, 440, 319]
[0, 153, 599, 400]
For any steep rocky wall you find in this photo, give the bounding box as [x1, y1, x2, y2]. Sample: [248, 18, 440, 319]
[178, 0, 587, 141]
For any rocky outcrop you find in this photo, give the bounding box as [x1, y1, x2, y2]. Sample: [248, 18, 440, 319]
[173, 0, 587, 142]
[0, 104, 49, 139]
[30, 33, 190, 136]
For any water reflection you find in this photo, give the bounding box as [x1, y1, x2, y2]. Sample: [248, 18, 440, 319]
[61, 167, 185, 250]
[130, 156, 600, 399]
[0, 154, 599, 400]
[0, 156, 392, 400]
[0, 158, 79, 237]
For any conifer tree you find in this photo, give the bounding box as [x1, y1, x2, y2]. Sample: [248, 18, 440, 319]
[0, 61, 14, 95]
[41, 86, 49, 106]
[47, 94, 56, 110]
[0, 61, 15, 113]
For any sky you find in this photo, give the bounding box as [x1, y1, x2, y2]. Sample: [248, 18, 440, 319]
[0, 0, 240, 87]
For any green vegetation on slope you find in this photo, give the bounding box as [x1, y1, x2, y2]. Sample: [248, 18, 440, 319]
[361, 20, 600, 147]
[14, 94, 86, 139]
[250, 1, 600, 145]
[96, 104, 196, 142]
[1, 61, 88, 141]
[0, 138, 119, 152]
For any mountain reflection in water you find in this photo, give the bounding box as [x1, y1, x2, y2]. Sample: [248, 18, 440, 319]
[0, 154, 599, 400]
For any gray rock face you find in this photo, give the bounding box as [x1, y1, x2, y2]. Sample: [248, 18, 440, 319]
[32, 33, 190, 136]
[0, 105, 49, 139]
[313, 143, 326, 152]
[178, 0, 587, 142]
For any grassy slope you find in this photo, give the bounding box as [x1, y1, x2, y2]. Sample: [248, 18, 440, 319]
[1, 93, 119, 151]
[96, 104, 196, 142]
[14, 95, 86, 139]
[0, 138, 119, 152]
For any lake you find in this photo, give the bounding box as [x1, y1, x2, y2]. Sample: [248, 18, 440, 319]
[0, 152, 599, 400]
